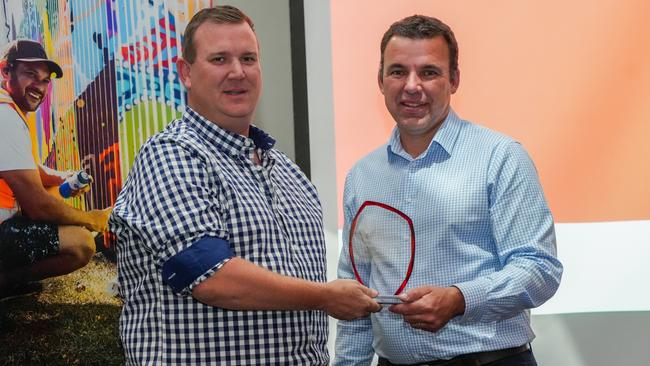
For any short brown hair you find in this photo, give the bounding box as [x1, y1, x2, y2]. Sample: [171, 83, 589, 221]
[379, 15, 458, 83]
[181, 5, 255, 64]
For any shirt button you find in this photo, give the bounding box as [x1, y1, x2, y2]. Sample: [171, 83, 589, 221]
[244, 140, 252, 147]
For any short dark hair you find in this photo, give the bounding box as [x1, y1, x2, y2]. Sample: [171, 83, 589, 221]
[182, 5, 255, 64]
[379, 15, 458, 83]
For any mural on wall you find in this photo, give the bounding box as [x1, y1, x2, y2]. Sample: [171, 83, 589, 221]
[1, 0, 214, 251]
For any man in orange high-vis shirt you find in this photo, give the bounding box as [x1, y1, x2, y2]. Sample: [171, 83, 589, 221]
[0, 40, 111, 299]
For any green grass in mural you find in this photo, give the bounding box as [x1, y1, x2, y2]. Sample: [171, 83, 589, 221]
[119, 101, 182, 180]
[0, 257, 123, 366]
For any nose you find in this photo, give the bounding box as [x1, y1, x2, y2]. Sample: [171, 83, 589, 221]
[30, 81, 48, 95]
[228, 60, 245, 79]
[404, 72, 421, 94]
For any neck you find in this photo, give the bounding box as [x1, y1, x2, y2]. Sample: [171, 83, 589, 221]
[399, 125, 441, 158]
[188, 103, 251, 137]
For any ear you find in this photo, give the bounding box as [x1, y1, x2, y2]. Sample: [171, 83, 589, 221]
[0, 61, 9, 78]
[450, 68, 460, 94]
[176, 57, 191, 89]
[377, 68, 385, 95]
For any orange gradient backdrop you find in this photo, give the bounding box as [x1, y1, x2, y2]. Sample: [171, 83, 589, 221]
[330, 0, 650, 225]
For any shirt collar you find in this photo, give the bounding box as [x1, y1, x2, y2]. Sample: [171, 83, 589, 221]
[183, 106, 276, 156]
[387, 109, 462, 161]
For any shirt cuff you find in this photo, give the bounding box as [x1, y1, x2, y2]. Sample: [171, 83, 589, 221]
[453, 277, 491, 323]
[161, 236, 233, 295]
[181, 257, 232, 297]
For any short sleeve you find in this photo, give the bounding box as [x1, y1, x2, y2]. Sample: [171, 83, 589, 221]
[110, 136, 229, 295]
[0, 105, 36, 172]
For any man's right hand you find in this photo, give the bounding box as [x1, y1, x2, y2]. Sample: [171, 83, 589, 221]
[321, 279, 381, 320]
[85, 207, 112, 232]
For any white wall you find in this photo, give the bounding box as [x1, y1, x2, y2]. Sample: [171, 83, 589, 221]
[303, 0, 341, 358]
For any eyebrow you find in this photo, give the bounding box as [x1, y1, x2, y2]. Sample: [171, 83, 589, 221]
[386, 63, 443, 72]
[207, 49, 258, 56]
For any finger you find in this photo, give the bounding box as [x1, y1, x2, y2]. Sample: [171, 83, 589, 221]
[401, 286, 433, 302]
[410, 321, 426, 330]
[403, 314, 427, 324]
[389, 297, 425, 313]
[388, 300, 409, 312]
[362, 286, 379, 297]
[369, 300, 382, 313]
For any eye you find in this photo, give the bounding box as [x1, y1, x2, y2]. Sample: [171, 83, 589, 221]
[421, 69, 441, 78]
[211, 56, 226, 64]
[241, 55, 257, 64]
[388, 69, 405, 77]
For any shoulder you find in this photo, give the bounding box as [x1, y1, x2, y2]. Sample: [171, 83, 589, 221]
[453, 119, 529, 162]
[348, 144, 389, 176]
[459, 120, 517, 146]
[137, 119, 213, 164]
[0, 104, 27, 132]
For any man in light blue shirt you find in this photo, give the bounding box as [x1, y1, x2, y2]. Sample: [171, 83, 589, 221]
[334, 15, 562, 366]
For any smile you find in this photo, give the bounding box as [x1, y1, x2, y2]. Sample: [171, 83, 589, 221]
[224, 90, 246, 95]
[401, 102, 425, 107]
[27, 90, 43, 100]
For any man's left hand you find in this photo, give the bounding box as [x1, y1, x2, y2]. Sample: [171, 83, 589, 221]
[66, 171, 93, 198]
[69, 184, 91, 197]
[389, 285, 465, 333]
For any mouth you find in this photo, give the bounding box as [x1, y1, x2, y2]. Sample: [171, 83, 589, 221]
[223, 89, 247, 96]
[400, 100, 428, 112]
[400, 101, 425, 108]
[26, 89, 44, 102]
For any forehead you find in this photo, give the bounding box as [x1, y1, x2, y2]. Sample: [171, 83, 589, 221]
[193, 21, 259, 54]
[383, 36, 450, 66]
[15, 61, 51, 76]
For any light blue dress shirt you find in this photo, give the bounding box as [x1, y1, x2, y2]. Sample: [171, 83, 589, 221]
[334, 110, 563, 365]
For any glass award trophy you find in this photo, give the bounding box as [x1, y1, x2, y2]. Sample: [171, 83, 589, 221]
[348, 201, 415, 305]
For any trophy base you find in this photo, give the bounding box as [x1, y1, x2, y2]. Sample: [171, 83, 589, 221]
[375, 295, 401, 305]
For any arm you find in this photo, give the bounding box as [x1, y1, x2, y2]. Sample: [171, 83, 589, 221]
[39, 165, 91, 197]
[0, 168, 110, 232]
[391, 142, 562, 329]
[37, 164, 66, 187]
[452, 142, 563, 323]
[110, 138, 379, 320]
[193, 257, 378, 320]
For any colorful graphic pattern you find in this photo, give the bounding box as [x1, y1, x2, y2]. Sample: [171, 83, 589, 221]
[1, 0, 214, 251]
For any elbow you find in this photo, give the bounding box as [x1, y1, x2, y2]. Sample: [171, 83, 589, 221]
[20, 201, 52, 222]
[531, 262, 563, 307]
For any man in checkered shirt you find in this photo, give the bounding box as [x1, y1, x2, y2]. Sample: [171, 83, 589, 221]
[109, 5, 381, 366]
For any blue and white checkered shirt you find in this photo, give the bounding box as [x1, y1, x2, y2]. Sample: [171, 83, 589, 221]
[334, 110, 562, 365]
[110, 107, 329, 365]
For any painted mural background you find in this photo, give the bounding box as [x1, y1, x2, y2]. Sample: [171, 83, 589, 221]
[1, 0, 214, 252]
